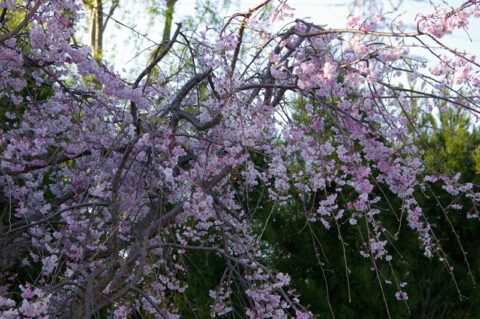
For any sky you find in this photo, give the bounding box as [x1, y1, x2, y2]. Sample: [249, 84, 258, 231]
[95, 0, 480, 76]
[174, 0, 480, 53]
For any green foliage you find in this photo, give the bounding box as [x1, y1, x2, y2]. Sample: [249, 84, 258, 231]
[177, 252, 226, 318]
[420, 108, 480, 184]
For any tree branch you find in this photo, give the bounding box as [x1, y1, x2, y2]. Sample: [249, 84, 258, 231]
[0, 1, 42, 44]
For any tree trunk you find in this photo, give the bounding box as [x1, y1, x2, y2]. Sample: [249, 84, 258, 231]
[84, 0, 104, 60]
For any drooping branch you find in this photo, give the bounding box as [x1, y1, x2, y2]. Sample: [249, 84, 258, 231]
[227, 0, 271, 75]
[133, 23, 182, 89]
[3, 149, 92, 176]
[0, 1, 42, 44]
[174, 109, 222, 131]
[168, 68, 213, 110]
[129, 23, 182, 135]
[102, 0, 119, 31]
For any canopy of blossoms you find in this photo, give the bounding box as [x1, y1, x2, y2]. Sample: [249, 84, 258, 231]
[1, 0, 480, 318]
